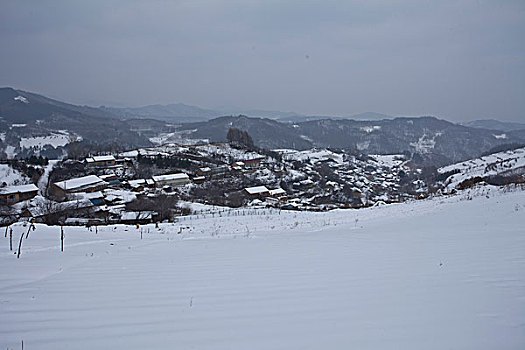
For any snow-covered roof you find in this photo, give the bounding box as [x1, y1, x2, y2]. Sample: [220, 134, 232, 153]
[269, 188, 286, 196]
[99, 174, 118, 180]
[54, 175, 107, 192]
[92, 155, 116, 162]
[128, 179, 146, 187]
[0, 183, 39, 195]
[82, 191, 104, 199]
[245, 186, 269, 195]
[120, 211, 154, 221]
[152, 173, 189, 182]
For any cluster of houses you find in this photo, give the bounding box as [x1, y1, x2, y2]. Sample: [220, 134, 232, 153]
[2, 141, 435, 224]
[1, 146, 279, 224]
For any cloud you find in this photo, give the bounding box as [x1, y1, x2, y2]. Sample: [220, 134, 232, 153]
[0, 0, 524, 121]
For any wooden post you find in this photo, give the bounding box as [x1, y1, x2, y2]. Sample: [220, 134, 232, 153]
[9, 228, 13, 251]
[140, 229, 143, 240]
[4, 225, 8, 238]
[25, 224, 34, 239]
[61, 226, 64, 252]
[17, 230, 24, 258]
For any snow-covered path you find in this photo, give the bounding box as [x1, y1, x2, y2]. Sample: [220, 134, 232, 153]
[1, 189, 524, 349]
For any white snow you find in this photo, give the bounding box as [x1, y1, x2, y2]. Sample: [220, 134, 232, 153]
[368, 154, 405, 168]
[410, 133, 440, 154]
[1, 188, 524, 349]
[245, 185, 269, 195]
[91, 155, 116, 162]
[152, 173, 189, 182]
[275, 148, 344, 164]
[0, 183, 38, 194]
[359, 125, 381, 133]
[493, 133, 507, 139]
[4, 145, 16, 158]
[13, 96, 29, 104]
[439, 147, 525, 190]
[19, 133, 72, 150]
[0, 164, 29, 186]
[53, 175, 107, 192]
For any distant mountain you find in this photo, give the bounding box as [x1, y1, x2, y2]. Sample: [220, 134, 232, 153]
[176, 115, 525, 165]
[463, 119, 525, 132]
[349, 112, 394, 121]
[179, 115, 313, 150]
[0, 87, 152, 158]
[105, 101, 399, 124]
[102, 103, 221, 123]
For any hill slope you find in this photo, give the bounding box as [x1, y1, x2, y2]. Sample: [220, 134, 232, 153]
[1, 189, 524, 349]
[0, 88, 152, 158]
[176, 115, 525, 165]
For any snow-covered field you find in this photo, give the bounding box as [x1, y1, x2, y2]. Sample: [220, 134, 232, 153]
[1, 188, 524, 349]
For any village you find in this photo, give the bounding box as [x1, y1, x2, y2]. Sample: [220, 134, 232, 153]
[0, 140, 436, 226]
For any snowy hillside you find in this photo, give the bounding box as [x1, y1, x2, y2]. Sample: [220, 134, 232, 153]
[0, 164, 30, 186]
[439, 147, 525, 191]
[1, 187, 524, 349]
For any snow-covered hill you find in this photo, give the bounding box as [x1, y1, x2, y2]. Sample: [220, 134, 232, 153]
[439, 147, 525, 191]
[1, 187, 524, 349]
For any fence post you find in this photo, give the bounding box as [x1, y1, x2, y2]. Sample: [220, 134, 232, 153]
[61, 226, 64, 252]
[17, 230, 24, 258]
[9, 228, 13, 251]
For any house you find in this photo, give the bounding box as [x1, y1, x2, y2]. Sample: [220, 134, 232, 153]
[118, 211, 156, 225]
[82, 192, 105, 206]
[52, 175, 108, 198]
[22, 198, 95, 222]
[0, 184, 39, 204]
[197, 167, 212, 176]
[127, 179, 147, 192]
[99, 174, 120, 185]
[269, 188, 287, 199]
[243, 157, 264, 168]
[244, 185, 270, 198]
[152, 173, 190, 188]
[193, 176, 206, 184]
[84, 155, 116, 168]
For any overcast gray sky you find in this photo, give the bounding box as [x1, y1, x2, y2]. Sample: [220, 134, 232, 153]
[1, 0, 524, 122]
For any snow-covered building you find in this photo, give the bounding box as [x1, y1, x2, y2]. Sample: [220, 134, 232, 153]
[52, 175, 108, 197]
[245, 185, 270, 197]
[84, 155, 116, 168]
[0, 184, 39, 204]
[152, 173, 190, 188]
[269, 188, 287, 198]
[243, 157, 264, 168]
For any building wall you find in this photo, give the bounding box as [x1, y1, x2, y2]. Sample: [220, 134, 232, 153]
[0, 191, 38, 204]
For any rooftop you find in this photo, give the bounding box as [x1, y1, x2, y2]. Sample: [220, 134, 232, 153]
[152, 173, 189, 182]
[0, 183, 39, 195]
[54, 175, 107, 192]
[245, 185, 269, 195]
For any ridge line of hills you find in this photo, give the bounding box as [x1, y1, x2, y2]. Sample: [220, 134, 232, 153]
[1, 87, 525, 166]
